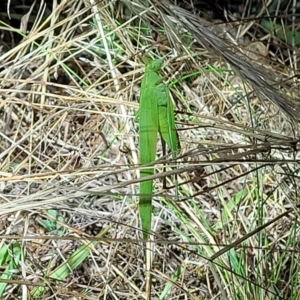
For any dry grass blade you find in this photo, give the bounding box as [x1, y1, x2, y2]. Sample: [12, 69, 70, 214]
[153, 0, 300, 123]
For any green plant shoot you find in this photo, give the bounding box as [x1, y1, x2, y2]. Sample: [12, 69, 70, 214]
[139, 57, 180, 240]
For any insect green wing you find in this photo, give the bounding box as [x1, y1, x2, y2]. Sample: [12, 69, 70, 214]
[156, 83, 180, 158]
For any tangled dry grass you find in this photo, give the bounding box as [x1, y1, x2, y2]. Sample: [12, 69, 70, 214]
[0, 0, 300, 299]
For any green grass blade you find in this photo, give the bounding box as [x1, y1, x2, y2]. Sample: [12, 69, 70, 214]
[0, 243, 21, 296]
[31, 228, 109, 297]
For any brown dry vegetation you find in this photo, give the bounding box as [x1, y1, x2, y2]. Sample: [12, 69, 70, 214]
[0, 0, 300, 299]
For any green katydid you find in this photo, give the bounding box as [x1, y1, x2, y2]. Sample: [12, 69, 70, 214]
[139, 57, 180, 240]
